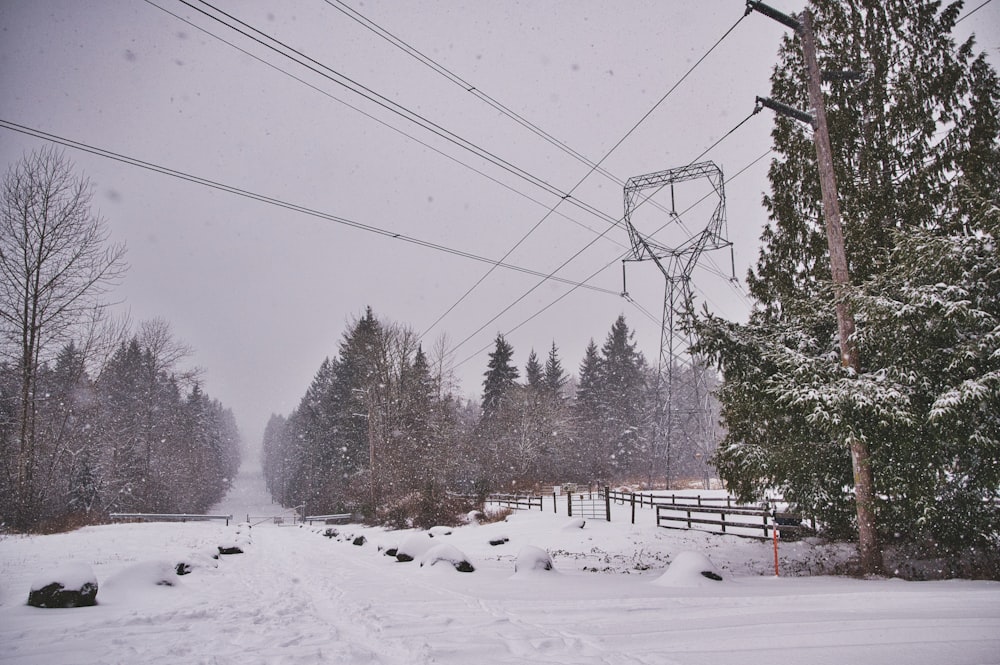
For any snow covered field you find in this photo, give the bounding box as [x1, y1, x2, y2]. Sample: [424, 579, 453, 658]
[2, 469, 998, 665]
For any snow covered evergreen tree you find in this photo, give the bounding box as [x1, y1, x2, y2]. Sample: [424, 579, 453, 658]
[695, 0, 1000, 555]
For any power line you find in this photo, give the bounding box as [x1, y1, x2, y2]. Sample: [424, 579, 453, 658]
[0, 119, 622, 297]
[414, 9, 751, 340]
[453, 147, 773, 371]
[446, 111, 767, 367]
[142, 0, 620, 245]
[169, 0, 751, 347]
[323, 0, 623, 186]
[956, 0, 994, 23]
[182, 0, 626, 233]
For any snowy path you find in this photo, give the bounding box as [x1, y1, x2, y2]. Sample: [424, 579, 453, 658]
[1, 469, 998, 664]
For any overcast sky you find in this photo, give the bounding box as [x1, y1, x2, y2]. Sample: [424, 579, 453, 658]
[2, 0, 998, 452]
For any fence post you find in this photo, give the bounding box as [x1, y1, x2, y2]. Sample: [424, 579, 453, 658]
[630, 493, 636, 524]
[721, 512, 726, 534]
[686, 509, 692, 529]
[567, 491, 573, 517]
[604, 486, 611, 522]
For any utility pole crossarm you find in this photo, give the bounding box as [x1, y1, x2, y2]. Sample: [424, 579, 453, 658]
[745, 0, 801, 32]
[756, 96, 814, 127]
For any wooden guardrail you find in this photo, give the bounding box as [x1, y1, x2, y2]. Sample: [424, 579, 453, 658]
[110, 513, 234, 526]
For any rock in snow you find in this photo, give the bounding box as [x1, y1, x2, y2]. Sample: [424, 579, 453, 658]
[395, 532, 435, 563]
[420, 543, 475, 573]
[27, 561, 98, 608]
[652, 551, 724, 588]
[514, 546, 555, 575]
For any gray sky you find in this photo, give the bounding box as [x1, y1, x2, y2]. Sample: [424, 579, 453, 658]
[2, 1, 998, 451]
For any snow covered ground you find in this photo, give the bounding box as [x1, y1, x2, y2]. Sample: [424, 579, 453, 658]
[1, 467, 998, 665]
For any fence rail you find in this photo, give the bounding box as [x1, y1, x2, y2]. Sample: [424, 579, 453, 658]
[305, 513, 353, 525]
[655, 502, 807, 539]
[110, 512, 234, 526]
[485, 494, 543, 511]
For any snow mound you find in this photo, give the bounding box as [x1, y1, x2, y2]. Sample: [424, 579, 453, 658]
[420, 543, 475, 573]
[652, 551, 725, 588]
[30, 561, 97, 592]
[102, 560, 184, 604]
[563, 517, 586, 530]
[513, 546, 555, 575]
[176, 550, 219, 574]
[428, 526, 453, 537]
[396, 532, 435, 562]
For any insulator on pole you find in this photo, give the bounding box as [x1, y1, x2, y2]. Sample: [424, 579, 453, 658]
[745, 0, 801, 32]
[756, 96, 814, 127]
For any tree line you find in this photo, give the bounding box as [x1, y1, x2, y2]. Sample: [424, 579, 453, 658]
[261, 307, 718, 527]
[0, 148, 241, 531]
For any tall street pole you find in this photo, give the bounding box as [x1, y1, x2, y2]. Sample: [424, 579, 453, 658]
[799, 9, 884, 576]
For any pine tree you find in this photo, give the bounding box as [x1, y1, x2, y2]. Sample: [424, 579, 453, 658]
[481, 334, 519, 422]
[598, 316, 647, 478]
[696, 0, 1000, 557]
[543, 342, 568, 397]
[572, 340, 605, 481]
[524, 350, 543, 390]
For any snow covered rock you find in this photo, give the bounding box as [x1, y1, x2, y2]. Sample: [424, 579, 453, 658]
[106, 560, 180, 589]
[420, 543, 475, 573]
[489, 535, 510, 546]
[175, 550, 218, 575]
[27, 562, 98, 608]
[352, 535, 367, 546]
[428, 526, 453, 537]
[513, 546, 555, 575]
[218, 530, 250, 555]
[563, 517, 586, 530]
[652, 551, 724, 588]
[395, 532, 435, 562]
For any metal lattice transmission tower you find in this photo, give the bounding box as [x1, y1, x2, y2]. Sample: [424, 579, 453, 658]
[622, 161, 730, 488]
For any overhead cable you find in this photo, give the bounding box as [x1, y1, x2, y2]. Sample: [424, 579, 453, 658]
[414, 9, 751, 340]
[0, 119, 620, 297]
[445, 105, 763, 362]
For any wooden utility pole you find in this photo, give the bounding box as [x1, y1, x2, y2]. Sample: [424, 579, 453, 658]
[800, 9, 883, 577]
[748, 1, 885, 576]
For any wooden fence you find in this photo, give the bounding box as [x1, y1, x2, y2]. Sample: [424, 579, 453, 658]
[484, 493, 543, 511]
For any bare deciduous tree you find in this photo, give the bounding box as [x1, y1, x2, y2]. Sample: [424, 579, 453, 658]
[0, 146, 126, 529]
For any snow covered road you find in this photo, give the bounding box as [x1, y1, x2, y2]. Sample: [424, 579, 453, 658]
[2, 465, 998, 664]
[3, 516, 999, 665]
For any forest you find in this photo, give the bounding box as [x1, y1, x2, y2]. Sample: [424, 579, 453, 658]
[0, 148, 241, 532]
[261, 308, 718, 527]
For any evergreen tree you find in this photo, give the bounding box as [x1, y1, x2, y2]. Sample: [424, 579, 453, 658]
[695, 0, 1000, 557]
[571, 340, 605, 481]
[543, 342, 568, 397]
[524, 350, 543, 390]
[475, 334, 520, 494]
[481, 334, 519, 421]
[598, 316, 647, 477]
